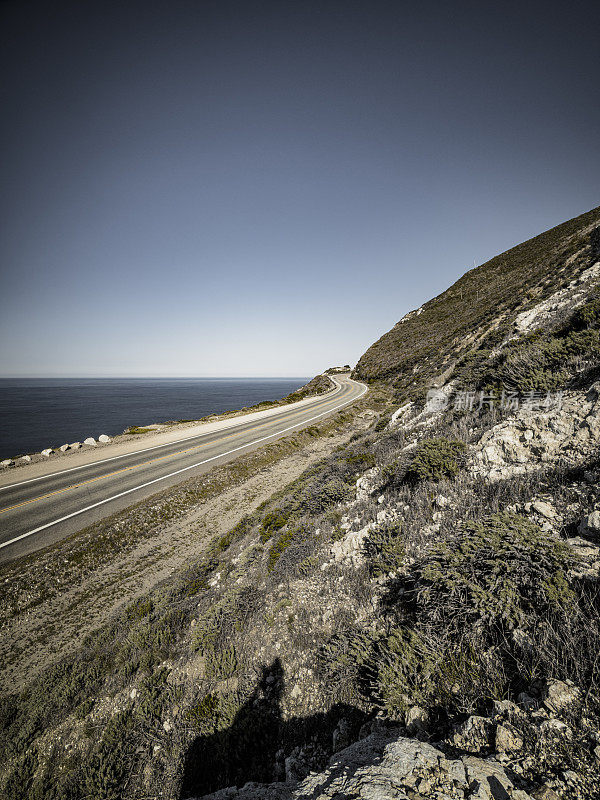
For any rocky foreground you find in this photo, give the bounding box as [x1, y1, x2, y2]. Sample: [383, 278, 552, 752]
[197, 679, 591, 800]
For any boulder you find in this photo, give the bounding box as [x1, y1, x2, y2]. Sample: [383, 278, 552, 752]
[196, 727, 540, 800]
[566, 536, 600, 560]
[59, 443, 70, 452]
[0, 459, 14, 467]
[495, 722, 523, 753]
[578, 510, 600, 538]
[542, 679, 580, 714]
[449, 715, 494, 754]
[328, 523, 373, 568]
[355, 468, 379, 501]
[69, 442, 82, 450]
[539, 718, 571, 735]
[19, 455, 31, 463]
[531, 500, 557, 519]
[98, 434, 111, 443]
[41, 448, 53, 457]
[491, 700, 523, 720]
[295, 729, 533, 800]
[83, 437, 97, 446]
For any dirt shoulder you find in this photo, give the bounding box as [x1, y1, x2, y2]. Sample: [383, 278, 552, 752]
[0, 403, 373, 692]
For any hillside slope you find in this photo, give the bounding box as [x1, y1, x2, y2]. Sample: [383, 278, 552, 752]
[2, 207, 600, 800]
[355, 205, 600, 393]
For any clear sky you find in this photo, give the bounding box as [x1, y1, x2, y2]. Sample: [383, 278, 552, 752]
[1, 0, 598, 377]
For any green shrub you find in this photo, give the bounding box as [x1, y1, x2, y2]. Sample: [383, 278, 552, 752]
[205, 645, 237, 681]
[184, 691, 242, 736]
[405, 438, 466, 482]
[3, 750, 37, 800]
[345, 452, 376, 470]
[125, 596, 153, 620]
[267, 529, 296, 572]
[185, 693, 221, 734]
[418, 513, 575, 630]
[375, 628, 504, 718]
[75, 698, 95, 720]
[574, 294, 600, 328]
[295, 476, 353, 516]
[375, 627, 438, 717]
[498, 340, 570, 392]
[259, 509, 290, 542]
[135, 667, 170, 722]
[364, 522, 404, 576]
[318, 629, 380, 705]
[380, 456, 409, 488]
[82, 711, 132, 800]
[192, 609, 225, 654]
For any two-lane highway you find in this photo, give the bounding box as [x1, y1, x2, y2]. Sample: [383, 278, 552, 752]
[0, 375, 367, 561]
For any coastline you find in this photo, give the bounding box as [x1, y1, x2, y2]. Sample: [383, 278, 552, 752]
[0, 374, 336, 469]
[0, 374, 339, 482]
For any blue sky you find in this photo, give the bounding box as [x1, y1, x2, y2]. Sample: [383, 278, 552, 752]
[1, 0, 598, 376]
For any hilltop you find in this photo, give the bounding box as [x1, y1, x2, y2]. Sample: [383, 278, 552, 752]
[355, 206, 600, 394]
[1, 207, 600, 800]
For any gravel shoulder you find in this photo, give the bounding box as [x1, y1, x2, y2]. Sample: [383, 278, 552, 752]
[0, 405, 370, 693]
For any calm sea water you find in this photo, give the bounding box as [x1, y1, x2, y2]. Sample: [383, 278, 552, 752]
[0, 378, 309, 459]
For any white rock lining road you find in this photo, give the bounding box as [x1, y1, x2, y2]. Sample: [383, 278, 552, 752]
[0, 375, 367, 562]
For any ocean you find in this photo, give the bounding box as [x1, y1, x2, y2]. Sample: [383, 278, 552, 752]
[0, 377, 309, 459]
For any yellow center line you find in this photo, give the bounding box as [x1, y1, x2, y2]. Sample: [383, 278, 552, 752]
[0, 394, 344, 515]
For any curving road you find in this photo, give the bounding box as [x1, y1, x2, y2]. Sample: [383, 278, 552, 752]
[0, 375, 367, 562]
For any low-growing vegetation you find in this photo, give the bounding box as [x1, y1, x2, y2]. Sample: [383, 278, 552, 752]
[3, 210, 600, 799]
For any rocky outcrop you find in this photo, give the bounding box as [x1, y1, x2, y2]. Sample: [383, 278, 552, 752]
[471, 383, 600, 480]
[514, 262, 600, 334]
[194, 726, 536, 800]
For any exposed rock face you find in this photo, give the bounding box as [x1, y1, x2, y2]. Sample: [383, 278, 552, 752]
[514, 261, 600, 334]
[194, 727, 536, 800]
[471, 383, 600, 480]
[356, 468, 379, 501]
[326, 522, 373, 567]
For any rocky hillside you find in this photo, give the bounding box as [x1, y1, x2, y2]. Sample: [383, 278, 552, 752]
[355, 205, 600, 395]
[2, 208, 600, 800]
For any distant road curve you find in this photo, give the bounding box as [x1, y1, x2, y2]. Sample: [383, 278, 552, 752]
[0, 375, 367, 562]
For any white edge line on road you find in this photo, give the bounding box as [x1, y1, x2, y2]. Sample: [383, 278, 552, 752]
[0, 380, 345, 492]
[0, 382, 367, 551]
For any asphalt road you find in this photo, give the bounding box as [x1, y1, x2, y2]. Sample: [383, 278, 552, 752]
[0, 375, 367, 562]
